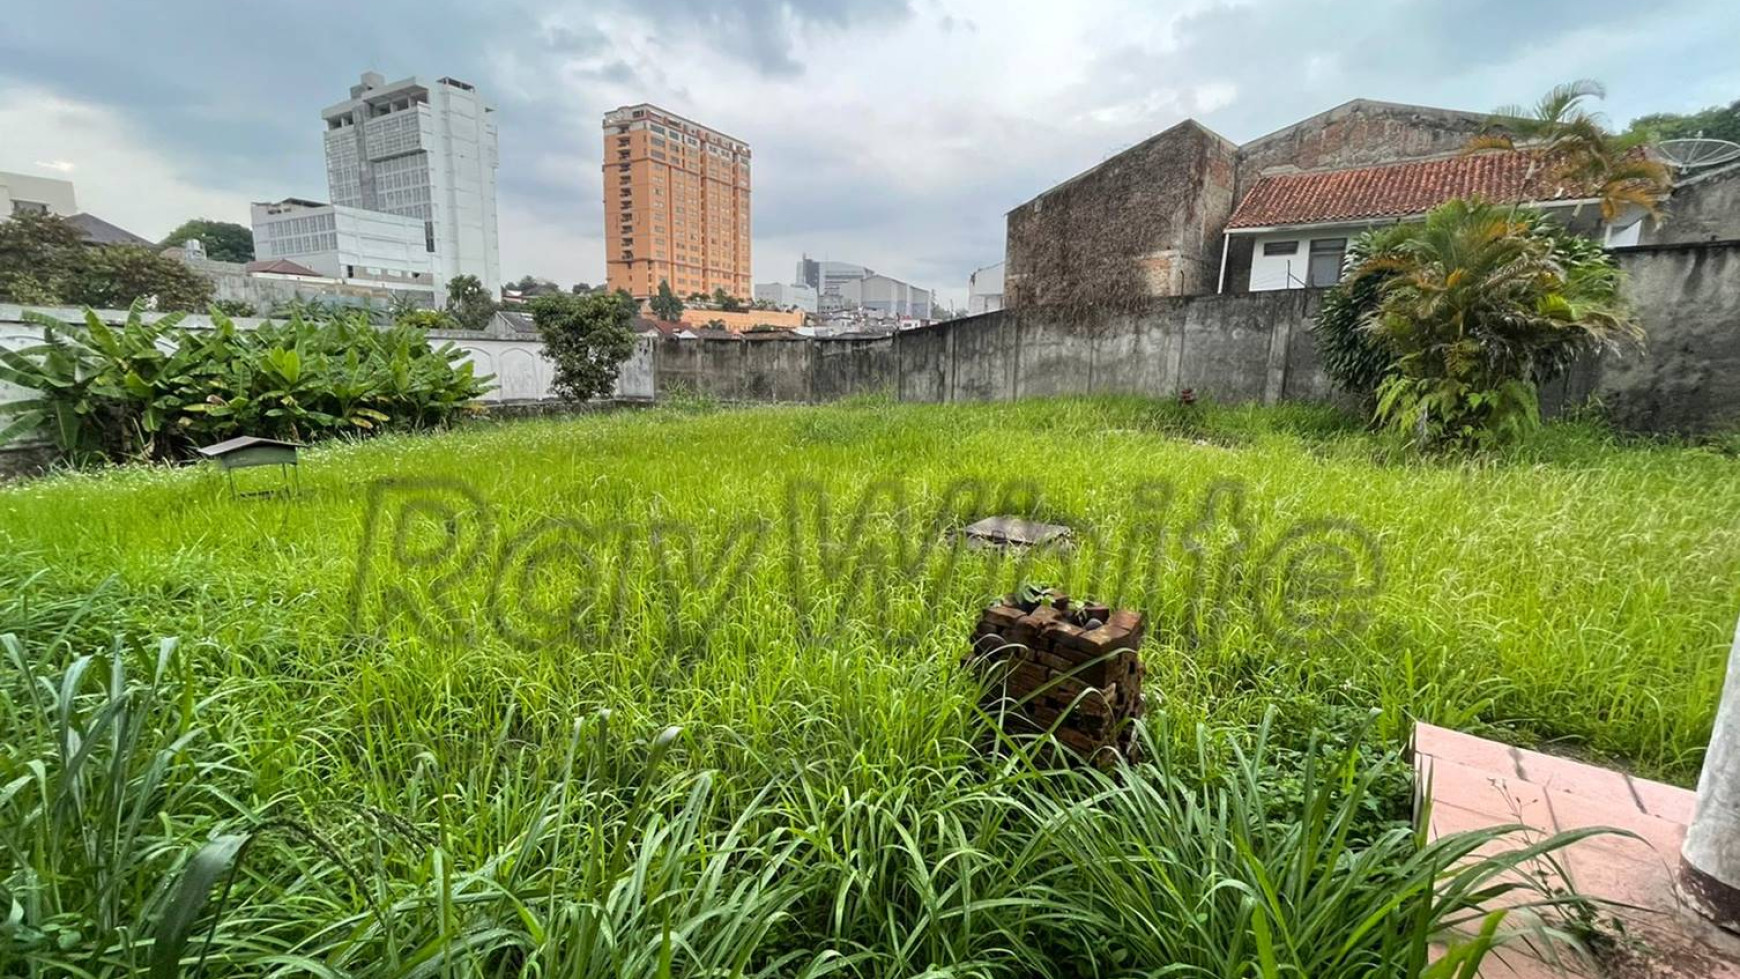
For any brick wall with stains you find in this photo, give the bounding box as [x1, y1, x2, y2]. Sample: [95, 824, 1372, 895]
[1004, 121, 1238, 310]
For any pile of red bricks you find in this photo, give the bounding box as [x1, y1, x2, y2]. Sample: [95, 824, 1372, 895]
[969, 589, 1146, 764]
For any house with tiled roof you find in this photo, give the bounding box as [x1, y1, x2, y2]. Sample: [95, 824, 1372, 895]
[1004, 98, 1702, 307]
[1225, 149, 1647, 292]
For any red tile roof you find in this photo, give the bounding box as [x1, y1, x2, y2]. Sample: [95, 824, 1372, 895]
[1227, 151, 1589, 229]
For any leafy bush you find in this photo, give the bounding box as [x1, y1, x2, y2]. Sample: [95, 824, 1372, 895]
[159, 218, 256, 263]
[0, 303, 492, 463]
[396, 308, 457, 331]
[209, 298, 256, 318]
[1317, 200, 1638, 448]
[530, 291, 638, 403]
[1311, 235, 1396, 403]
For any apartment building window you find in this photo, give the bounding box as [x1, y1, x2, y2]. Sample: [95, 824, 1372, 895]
[1307, 238, 1347, 287]
[1263, 240, 1299, 256]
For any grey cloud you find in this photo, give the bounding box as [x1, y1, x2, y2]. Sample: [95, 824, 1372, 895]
[615, 0, 913, 74]
[3, 0, 1735, 302]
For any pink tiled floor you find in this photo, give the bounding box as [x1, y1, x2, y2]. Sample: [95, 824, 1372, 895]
[1415, 723, 1740, 978]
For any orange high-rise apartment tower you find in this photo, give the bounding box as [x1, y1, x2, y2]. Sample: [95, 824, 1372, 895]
[602, 104, 751, 300]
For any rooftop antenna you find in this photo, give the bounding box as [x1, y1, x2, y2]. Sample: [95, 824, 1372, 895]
[1655, 136, 1740, 173]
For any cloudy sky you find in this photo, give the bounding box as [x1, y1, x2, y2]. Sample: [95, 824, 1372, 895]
[3, 0, 1736, 306]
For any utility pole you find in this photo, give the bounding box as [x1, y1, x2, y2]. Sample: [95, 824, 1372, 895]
[1683, 615, 1740, 931]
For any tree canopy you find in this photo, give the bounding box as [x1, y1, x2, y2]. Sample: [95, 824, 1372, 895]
[0, 212, 213, 311]
[1626, 99, 1740, 145]
[443, 274, 498, 330]
[160, 219, 255, 263]
[1469, 80, 1672, 221]
[530, 291, 638, 403]
[649, 279, 684, 321]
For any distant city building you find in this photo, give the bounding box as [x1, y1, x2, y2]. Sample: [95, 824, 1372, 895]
[796, 258, 876, 297]
[321, 71, 500, 293]
[836, 273, 931, 319]
[754, 281, 817, 313]
[603, 104, 752, 300]
[0, 171, 77, 217]
[796, 255, 931, 319]
[967, 262, 1004, 314]
[250, 198, 436, 301]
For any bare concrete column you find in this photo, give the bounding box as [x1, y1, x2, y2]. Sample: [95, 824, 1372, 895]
[1683, 615, 1740, 929]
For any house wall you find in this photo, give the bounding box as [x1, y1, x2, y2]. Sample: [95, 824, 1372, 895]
[1242, 224, 1379, 291]
[967, 262, 1005, 314]
[674, 307, 804, 332]
[0, 171, 78, 216]
[1005, 120, 1238, 308]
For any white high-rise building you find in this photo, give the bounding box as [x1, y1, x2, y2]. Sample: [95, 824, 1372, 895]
[321, 71, 500, 295]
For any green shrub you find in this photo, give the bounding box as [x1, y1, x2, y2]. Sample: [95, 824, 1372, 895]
[1321, 200, 1637, 449]
[396, 308, 457, 331]
[1315, 207, 1629, 410]
[0, 302, 493, 463]
[209, 298, 256, 318]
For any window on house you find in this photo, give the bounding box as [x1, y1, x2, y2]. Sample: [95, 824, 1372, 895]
[1262, 240, 1299, 256]
[1308, 238, 1347, 287]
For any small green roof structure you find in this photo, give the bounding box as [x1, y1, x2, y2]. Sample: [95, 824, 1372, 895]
[196, 436, 303, 497]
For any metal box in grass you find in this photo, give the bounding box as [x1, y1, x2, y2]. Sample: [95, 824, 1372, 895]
[196, 436, 303, 496]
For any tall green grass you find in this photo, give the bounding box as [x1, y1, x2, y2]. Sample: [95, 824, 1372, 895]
[3, 630, 1601, 977]
[2, 395, 1734, 973]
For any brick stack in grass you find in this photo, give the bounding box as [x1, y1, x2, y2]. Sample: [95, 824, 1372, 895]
[969, 588, 1146, 765]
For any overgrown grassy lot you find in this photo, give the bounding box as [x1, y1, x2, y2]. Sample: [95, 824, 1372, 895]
[3, 395, 1737, 976]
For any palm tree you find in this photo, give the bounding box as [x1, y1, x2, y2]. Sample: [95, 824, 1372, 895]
[1353, 198, 1639, 447]
[1466, 80, 1673, 222]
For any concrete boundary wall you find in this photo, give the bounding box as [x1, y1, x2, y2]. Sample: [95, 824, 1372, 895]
[651, 289, 1327, 409]
[649, 241, 1740, 437]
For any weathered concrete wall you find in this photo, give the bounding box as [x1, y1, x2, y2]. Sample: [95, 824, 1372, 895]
[649, 291, 1326, 409]
[812, 335, 896, 401]
[1005, 121, 1238, 308]
[639, 245, 1740, 437]
[1646, 164, 1740, 246]
[1591, 241, 1740, 433]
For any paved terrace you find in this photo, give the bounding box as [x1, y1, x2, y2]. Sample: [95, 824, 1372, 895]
[1417, 724, 1740, 977]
